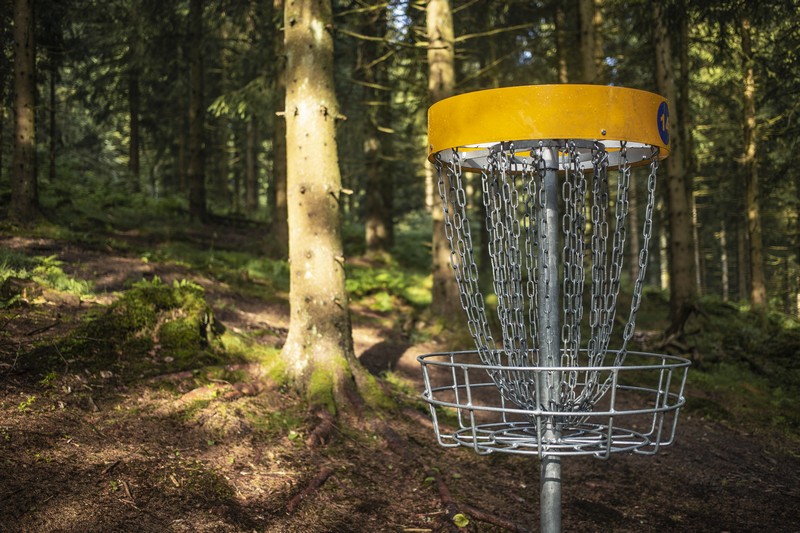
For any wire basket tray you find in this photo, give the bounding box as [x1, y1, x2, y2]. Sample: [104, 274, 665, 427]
[419, 350, 690, 458]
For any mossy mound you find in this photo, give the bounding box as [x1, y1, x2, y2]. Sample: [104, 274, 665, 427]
[25, 278, 231, 379]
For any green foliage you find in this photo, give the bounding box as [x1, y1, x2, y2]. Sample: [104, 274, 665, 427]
[25, 277, 233, 379]
[391, 212, 435, 272]
[0, 251, 93, 304]
[346, 262, 431, 310]
[684, 298, 800, 441]
[150, 243, 290, 298]
[17, 395, 37, 413]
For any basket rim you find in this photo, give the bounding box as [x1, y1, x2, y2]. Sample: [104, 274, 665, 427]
[427, 84, 671, 162]
[417, 349, 691, 372]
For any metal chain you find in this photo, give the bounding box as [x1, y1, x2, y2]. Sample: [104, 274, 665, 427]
[433, 140, 660, 418]
[436, 152, 497, 369]
[561, 141, 587, 410]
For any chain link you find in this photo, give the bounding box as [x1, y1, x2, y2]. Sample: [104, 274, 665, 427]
[434, 141, 659, 418]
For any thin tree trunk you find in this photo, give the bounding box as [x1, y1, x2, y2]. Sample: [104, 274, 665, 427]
[427, 0, 461, 318]
[679, 0, 699, 295]
[740, 17, 766, 307]
[738, 220, 749, 300]
[719, 221, 729, 301]
[188, 0, 207, 221]
[129, 67, 141, 192]
[0, 105, 5, 183]
[659, 210, 669, 291]
[555, 3, 569, 83]
[271, 0, 289, 256]
[281, 0, 360, 411]
[176, 42, 188, 196]
[796, 172, 800, 316]
[652, 1, 695, 325]
[362, 5, 392, 253]
[232, 127, 241, 213]
[245, 117, 258, 212]
[11, 0, 38, 223]
[593, 0, 605, 83]
[49, 63, 57, 183]
[692, 193, 702, 294]
[578, 0, 596, 83]
[210, 117, 229, 208]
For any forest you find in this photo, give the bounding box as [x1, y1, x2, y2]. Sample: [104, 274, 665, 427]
[1, 0, 799, 531]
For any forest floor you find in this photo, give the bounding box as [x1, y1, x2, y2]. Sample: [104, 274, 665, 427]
[1, 224, 799, 532]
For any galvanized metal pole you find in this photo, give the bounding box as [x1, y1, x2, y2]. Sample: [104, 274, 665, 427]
[538, 146, 561, 533]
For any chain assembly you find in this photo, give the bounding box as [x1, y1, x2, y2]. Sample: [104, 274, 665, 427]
[435, 140, 659, 425]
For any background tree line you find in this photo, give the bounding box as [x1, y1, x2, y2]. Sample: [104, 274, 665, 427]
[2, 0, 799, 323]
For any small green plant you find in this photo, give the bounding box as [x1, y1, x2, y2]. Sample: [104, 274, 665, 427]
[39, 371, 58, 388]
[453, 513, 470, 528]
[18, 395, 37, 412]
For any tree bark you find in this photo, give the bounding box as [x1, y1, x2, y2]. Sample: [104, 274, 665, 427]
[0, 105, 5, 184]
[129, 67, 141, 192]
[271, 0, 289, 257]
[554, 3, 569, 83]
[740, 17, 766, 307]
[578, 0, 596, 83]
[652, 1, 696, 324]
[245, 117, 258, 212]
[281, 0, 359, 412]
[48, 63, 57, 183]
[593, 0, 605, 83]
[362, 5, 393, 253]
[188, 0, 207, 221]
[719, 221, 729, 301]
[427, 0, 461, 318]
[11, 0, 38, 223]
[738, 220, 749, 300]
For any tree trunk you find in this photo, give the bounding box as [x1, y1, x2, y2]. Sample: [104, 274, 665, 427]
[738, 220, 749, 300]
[129, 67, 141, 192]
[11, 0, 38, 223]
[740, 17, 766, 307]
[176, 42, 188, 196]
[188, 0, 207, 221]
[48, 63, 56, 183]
[245, 117, 258, 213]
[554, 2, 569, 83]
[0, 105, 4, 183]
[271, 0, 289, 257]
[578, 0, 596, 83]
[427, 0, 461, 318]
[720, 221, 729, 301]
[362, 5, 392, 254]
[652, 1, 695, 324]
[593, 0, 605, 83]
[796, 172, 800, 316]
[281, 0, 360, 412]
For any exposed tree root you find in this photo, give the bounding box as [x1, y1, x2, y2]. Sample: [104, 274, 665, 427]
[435, 472, 532, 533]
[305, 409, 335, 448]
[285, 465, 334, 514]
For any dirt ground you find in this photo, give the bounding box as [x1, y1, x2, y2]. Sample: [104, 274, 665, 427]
[1, 235, 799, 532]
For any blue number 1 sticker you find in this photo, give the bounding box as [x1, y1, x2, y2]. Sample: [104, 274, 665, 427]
[657, 101, 670, 146]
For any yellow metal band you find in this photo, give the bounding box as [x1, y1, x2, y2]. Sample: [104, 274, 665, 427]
[428, 85, 670, 163]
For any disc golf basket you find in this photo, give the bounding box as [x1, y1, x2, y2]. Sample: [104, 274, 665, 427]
[418, 85, 690, 532]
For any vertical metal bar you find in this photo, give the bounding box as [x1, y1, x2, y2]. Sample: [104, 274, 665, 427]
[538, 146, 561, 533]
